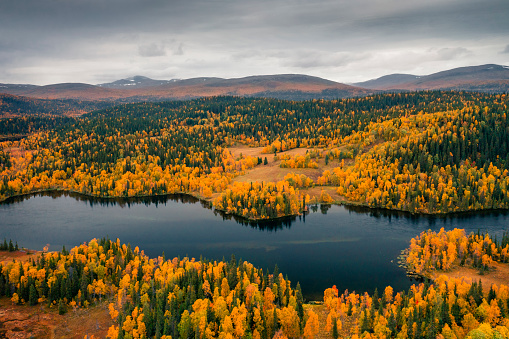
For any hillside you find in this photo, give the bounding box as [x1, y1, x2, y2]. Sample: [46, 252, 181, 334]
[1, 92, 509, 337]
[1, 92, 508, 218]
[353, 74, 420, 90]
[0, 83, 126, 101]
[0, 93, 114, 117]
[1, 233, 508, 338]
[0, 74, 371, 101]
[2, 65, 508, 103]
[354, 64, 509, 92]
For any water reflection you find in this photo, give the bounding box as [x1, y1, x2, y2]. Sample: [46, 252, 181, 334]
[4, 191, 301, 231]
[214, 211, 297, 231]
[2, 190, 509, 301]
[4, 190, 509, 232]
[3, 191, 199, 208]
[343, 203, 509, 221]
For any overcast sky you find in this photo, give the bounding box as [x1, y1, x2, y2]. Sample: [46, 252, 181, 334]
[1, 0, 508, 85]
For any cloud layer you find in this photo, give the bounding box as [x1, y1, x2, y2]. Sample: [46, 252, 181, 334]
[1, 0, 508, 85]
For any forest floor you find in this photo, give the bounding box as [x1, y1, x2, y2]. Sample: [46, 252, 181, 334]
[0, 251, 112, 339]
[0, 298, 111, 339]
[0, 249, 41, 264]
[429, 261, 509, 289]
[304, 303, 359, 339]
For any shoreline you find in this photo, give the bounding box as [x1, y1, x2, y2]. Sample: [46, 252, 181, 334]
[397, 248, 435, 284]
[400, 250, 509, 290]
[2, 187, 509, 221]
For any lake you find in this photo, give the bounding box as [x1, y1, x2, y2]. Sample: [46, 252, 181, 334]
[1, 192, 508, 301]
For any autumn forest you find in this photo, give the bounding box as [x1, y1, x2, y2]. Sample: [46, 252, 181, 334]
[2, 92, 509, 218]
[1, 91, 509, 338]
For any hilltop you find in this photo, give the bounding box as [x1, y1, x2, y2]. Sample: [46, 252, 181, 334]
[354, 64, 509, 92]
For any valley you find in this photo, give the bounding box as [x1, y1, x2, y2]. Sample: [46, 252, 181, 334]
[1, 76, 509, 338]
[3, 0, 509, 336]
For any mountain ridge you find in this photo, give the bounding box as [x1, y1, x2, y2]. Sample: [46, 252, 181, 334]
[98, 75, 179, 89]
[354, 64, 509, 92]
[0, 74, 370, 101]
[1, 64, 508, 102]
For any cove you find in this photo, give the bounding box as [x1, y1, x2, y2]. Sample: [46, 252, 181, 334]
[1, 191, 508, 301]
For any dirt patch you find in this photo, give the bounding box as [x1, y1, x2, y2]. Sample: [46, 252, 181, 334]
[228, 146, 266, 158]
[0, 298, 112, 339]
[430, 261, 509, 289]
[0, 251, 113, 338]
[2, 146, 32, 159]
[52, 303, 112, 339]
[362, 139, 385, 153]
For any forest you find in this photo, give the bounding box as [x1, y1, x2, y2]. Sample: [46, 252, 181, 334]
[406, 228, 509, 274]
[1, 232, 509, 339]
[0, 93, 114, 118]
[1, 91, 509, 338]
[0, 91, 509, 219]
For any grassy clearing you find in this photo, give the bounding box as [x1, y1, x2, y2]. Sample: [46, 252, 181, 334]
[0, 249, 41, 264]
[229, 145, 348, 204]
[430, 261, 509, 289]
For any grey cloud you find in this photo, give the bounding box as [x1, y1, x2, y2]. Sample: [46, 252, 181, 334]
[139, 43, 166, 57]
[435, 47, 471, 60]
[231, 50, 261, 62]
[174, 43, 184, 56]
[1, 0, 509, 84]
[503, 45, 509, 54]
[281, 51, 371, 69]
[348, 0, 509, 42]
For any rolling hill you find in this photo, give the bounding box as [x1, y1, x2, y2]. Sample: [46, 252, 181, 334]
[0, 74, 371, 101]
[0, 93, 114, 117]
[1, 65, 508, 103]
[354, 64, 509, 92]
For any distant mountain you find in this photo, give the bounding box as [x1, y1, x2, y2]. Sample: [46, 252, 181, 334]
[2, 65, 508, 103]
[353, 74, 421, 90]
[0, 83, 38, 92]
[0, 83, 124, 101]
[354, 64, 509, 92]
[135, 74, 371, 100]
[98, 76, 179, 89]
[0, 74, 371, 101]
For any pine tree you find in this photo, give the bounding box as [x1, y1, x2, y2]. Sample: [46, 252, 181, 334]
[332, 318, 338, 339]
[29, 284, 38, 306]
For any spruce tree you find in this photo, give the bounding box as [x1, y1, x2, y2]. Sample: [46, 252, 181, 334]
[29, 284, 38, 306]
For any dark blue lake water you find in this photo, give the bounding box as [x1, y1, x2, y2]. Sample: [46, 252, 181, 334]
[1, 192, 508, 300]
